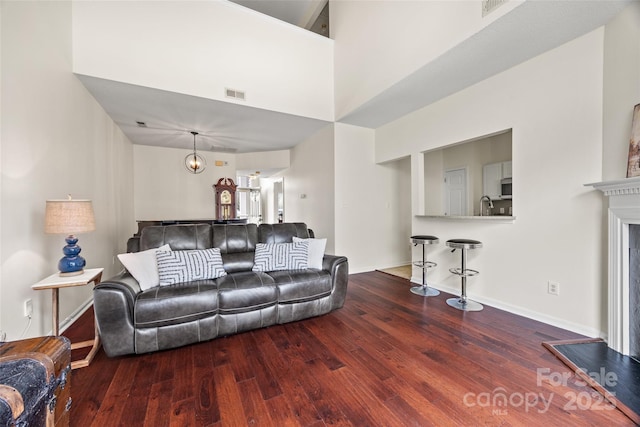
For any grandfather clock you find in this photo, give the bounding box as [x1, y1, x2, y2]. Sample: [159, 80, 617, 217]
[214, 177, 237, 220]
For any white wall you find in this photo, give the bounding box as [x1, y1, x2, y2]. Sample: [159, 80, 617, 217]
[1, 1, 134, 340]
[279, 124, 336, 253]
[376, 29, 606, 337]
[236, 150, 290, 176]
[603, 1, 640, 181]
[259, 176, 278, 224]
[133, 145, 236, 220]
[334, 123, 411, 272]
[72, 1, 334, 122]
[331, 0, 521, 119]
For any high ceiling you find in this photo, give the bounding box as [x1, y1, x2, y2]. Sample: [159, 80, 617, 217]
[77, 75, 331, 154]
[230, 0, 328, 31]
[78, 0, 633, 156]
[338, 0, 633, 128]
[78, 0, 331, 155]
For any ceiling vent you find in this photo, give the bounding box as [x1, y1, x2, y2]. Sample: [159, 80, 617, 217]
[482, 0, 507, 17]
[225, 88, 246, 101]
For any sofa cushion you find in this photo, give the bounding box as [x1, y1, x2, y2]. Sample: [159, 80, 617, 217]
[117, 244, 171, 291]
[258, 223, 311, 244]
[252, 241, 309, 272]
[213, 224, 258, 273]
[140, 224, 212, 251]
[216, 271, 277, 313]
[213, 224, 257, 253]
[156, 248, 226, 286]
[267, 270, 332, 303]
[134, 280, 218, 328]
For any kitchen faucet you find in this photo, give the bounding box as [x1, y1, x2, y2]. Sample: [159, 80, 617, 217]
[479, 195, 494, 216]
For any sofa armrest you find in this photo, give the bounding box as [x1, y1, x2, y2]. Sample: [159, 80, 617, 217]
[127, 237, 140, 253]
[323, 255, 349, 310]
[93, 271, 140, 357]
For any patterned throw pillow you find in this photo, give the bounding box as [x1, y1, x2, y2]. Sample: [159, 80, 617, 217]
[156, 248, 227, 286]
[252, 241, 309, 272]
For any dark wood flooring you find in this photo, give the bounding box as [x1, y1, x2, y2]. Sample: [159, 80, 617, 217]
[64, 272, 637, 426]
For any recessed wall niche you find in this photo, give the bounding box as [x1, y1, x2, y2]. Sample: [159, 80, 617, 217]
[423, 129, 512, 217]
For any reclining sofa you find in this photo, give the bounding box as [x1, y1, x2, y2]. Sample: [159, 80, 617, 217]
[93, 222, 349, 357]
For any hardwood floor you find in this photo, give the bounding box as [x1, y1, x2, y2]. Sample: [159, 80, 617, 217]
[64, 272, 636, 426]
[377, 265, 412, 280]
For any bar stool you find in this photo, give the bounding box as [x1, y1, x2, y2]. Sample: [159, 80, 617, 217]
[410, 235, 440, 297]
[446, 239, 483, 311]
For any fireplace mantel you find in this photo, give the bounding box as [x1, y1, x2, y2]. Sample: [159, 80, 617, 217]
[587, 176, 640, 356]
[587, 176, 640, 196]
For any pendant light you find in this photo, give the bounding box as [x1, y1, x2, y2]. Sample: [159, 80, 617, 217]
[184, 131, 206, 174]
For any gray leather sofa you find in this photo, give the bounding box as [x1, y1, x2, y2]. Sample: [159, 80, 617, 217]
[93, 222, 349, 357]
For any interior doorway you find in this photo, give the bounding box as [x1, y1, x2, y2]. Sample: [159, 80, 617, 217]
[273, 178, 284, 223]
[444, 168, 467, 216]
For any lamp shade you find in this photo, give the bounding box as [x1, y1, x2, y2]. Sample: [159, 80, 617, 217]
[45, 198, 95, 234]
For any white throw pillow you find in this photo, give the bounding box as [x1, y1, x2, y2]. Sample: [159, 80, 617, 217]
[117, 244, 171, 291]
[156, 248, 227, 286]
[293, 237, 327, 270]
[252, 241, 309, 272]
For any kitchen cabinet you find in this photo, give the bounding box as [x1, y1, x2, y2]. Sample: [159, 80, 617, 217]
[502, 160, 512, 179]
[483, 161, 512, 200]
[483, 162, 503, 200]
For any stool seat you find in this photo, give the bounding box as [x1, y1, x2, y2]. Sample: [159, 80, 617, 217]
[446, 239, 482, 250]
[411, 235, 439, 245]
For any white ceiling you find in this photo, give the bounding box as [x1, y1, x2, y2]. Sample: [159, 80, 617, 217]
[230, 0, 327, 29]
[77, 75, 331, 154]
[78, 0, 633, 155]
[338, 0, 633, 128]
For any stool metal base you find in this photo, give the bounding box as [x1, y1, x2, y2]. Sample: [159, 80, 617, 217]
[446, 297, 483, 311]
[410, 285, 440, 297]
[411, 235, 439, 298]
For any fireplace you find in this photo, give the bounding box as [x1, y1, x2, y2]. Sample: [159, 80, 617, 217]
[630, 224, 640, 358]
[589, 176, 640, 357]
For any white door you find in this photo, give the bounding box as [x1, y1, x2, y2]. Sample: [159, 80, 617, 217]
[444, 168, 467, 216]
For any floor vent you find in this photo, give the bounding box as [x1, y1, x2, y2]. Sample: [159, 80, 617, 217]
[225, 88, 246, 101]
[482, 0, 507, 17]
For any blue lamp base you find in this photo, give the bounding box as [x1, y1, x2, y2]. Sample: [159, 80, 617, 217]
[58, 235, 86, 277]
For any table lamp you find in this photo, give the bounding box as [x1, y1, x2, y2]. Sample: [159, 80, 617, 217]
[45, 196, 96, 276]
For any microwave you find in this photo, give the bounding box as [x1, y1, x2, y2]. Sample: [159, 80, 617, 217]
[500, 178, 512, 199]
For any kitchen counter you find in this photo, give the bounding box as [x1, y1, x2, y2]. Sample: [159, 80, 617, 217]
[417, 215, 516, 222]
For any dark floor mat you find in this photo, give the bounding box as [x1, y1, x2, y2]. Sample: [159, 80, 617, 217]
[544, 338, 640, 425]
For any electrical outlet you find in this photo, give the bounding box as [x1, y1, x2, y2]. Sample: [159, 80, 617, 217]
[547, 281, 560, 296]
[24, 299, 33, 318]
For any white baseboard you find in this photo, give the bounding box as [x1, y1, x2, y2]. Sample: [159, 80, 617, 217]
[351, 262, 412, 275]
[410, 276, 605, 340]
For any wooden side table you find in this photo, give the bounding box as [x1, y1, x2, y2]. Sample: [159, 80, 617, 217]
[32, 268, 104, 369]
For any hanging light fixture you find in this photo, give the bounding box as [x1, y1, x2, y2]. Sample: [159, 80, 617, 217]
[184, 131, 207, 174]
